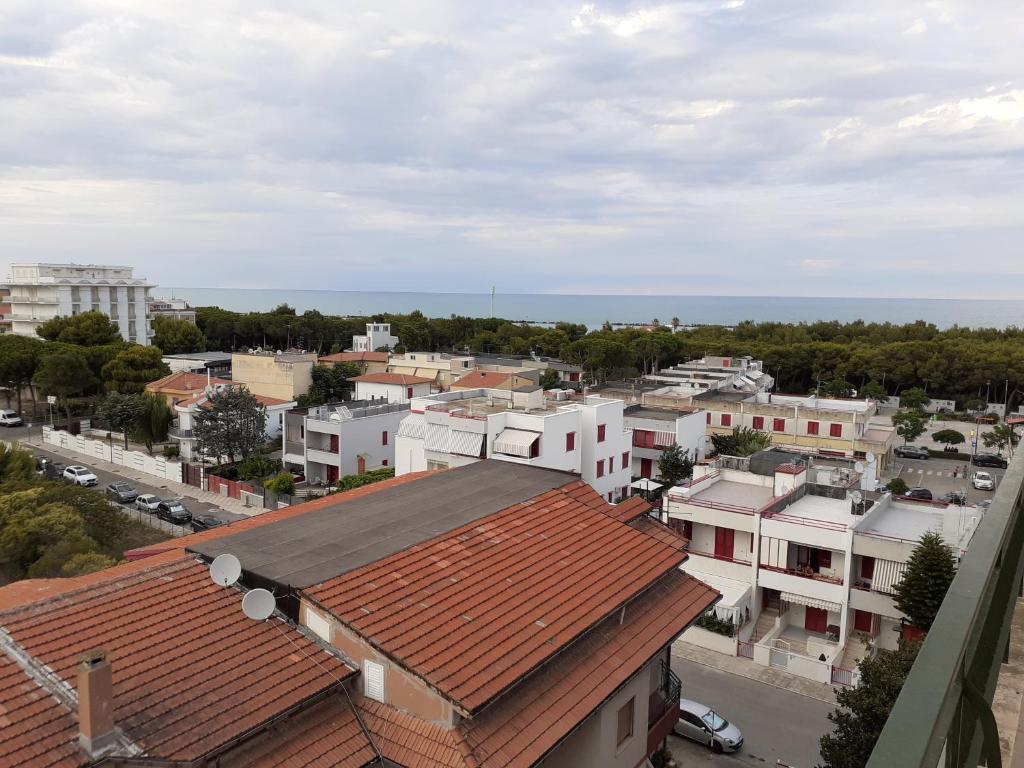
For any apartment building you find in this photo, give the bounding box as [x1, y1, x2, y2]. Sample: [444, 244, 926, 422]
[232, 351, 317, 400]
[318, 350, 389, 374]
[451, 369, 538, 391]
[666, 458, 979, 685]
[353, 372, 434, 404]
[5, 262, 154, 343]
[624, 404, 707, 478]
[171, 384, 294, 461]
[387, 351, 476, 390]
[160, 351, 232, 377]
[473, 354, 583, 386]
[148, 297, 196, 323]
[396, 388, 633, 502]
[281, 399, 410, 483]
[0, 286, 11, 334]
[645, 355, 775, 395]
[352, 321, 398, 352]
[145, 370, 232, 408]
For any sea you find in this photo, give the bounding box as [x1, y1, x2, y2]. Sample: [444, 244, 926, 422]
[161, 288, 1024, 331]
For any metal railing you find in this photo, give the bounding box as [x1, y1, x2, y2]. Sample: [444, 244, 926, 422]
[648, 660, 682, 727]
[867, 449, 1024, 768]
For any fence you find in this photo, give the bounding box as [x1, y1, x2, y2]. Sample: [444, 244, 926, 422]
[831, 665, 854, 687]
[42, 427, 183, 484]
[738, 640, 754, 659]
[207, 474, 256, 500]
[111, 502, 188, 538]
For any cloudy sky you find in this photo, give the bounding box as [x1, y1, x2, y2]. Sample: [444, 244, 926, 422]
[1, 1, 1022, 298]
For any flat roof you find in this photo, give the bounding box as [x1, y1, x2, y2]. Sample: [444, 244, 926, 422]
[857, 500, 977, 549]
[624, 405, 698, 421]
[162, 351, 232, 360]
[692, 480, 775, 508]
[188, 461, 575, 588]
[770, 494, 857, 528]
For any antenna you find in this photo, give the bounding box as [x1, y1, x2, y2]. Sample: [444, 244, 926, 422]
[209, 553, 242, 586]
[854, 461, 865, 473]
[851, 490, 863, 504]
[866, 451, 876, 464]
[242, 589, 276, 621]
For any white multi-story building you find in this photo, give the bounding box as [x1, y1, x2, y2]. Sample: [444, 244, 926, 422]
[353, 372, 434, 404]
[281, 399, 410, 484]
[645, 355, 775, 395]
[5, 263, 154, 343]
[623, 404, 707, 479]
[352, 322, 399, 353]
[149, 297, 196, 323]
[171, 385, 295, 461]
[666, 458, 980, 685]
[395, 388, 633, 502]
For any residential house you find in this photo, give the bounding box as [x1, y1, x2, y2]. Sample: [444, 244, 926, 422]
[395, 388, 633, 503]
[645, 355, 775, 395]
[387, 351, 475, 390]
[281, 399, 410, 483]
[451, 369, 539, 391]
[160, 351, 232, 377]
[145, 370, 232, 408]
[353, 372, 434, 404]
[232, 351, 318, 401]
[472, 354, 583, 386]
[5, 262, 154, 343]
[352, 322, 398, 352]
[319, 350, 389, 375]
[148, 297, 196, 323]
[624, 404, 707, 479]
[171, 384, 294, 461]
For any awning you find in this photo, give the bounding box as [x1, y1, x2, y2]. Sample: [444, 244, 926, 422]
[493, 428, 540, 458]
[630, 478, 664, 492]
[396, 419, 426, 440]
[450, 430, 484, 457]
[654, 431, 677, 447]
[424, 423, 451, 453]
[780, 592, 842, 613]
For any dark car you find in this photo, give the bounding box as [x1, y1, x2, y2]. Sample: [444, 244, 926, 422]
[904, 487, 933, 501]
[38, 460, 66, 479]
[894, 445, 930, 460]
[940, 491, 967, 506]
[189, 515, 223, 533]
[156, 500, 192, 524]
[105, 482, 138, 503]
[972, 453, 1008, 469]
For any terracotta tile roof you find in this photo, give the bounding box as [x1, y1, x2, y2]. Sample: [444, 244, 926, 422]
[0, 653, 80, 768]
[305, 480, 689, 713]
[0, 557, 355, 765]
[356, 697, 469, 768]
[353, 372, 434, 386]
[775, 463, 807, 475]
[606, 496, 653, 522]
[452, 371, 512, 389]
[630, 516, 689, 551]
[176, 387, 292, 409]
[145, 371, 232, 393]
[320, 352, 389, 364]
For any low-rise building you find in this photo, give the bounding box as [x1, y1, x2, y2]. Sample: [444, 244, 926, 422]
[387, 351, 476, 390]
[352, 322, 398, 352]
[353, 372, 434, 404]
[645, 355, 774, 395]
[318, 350, 389, 375]
[624, 404, 707, 478]
[148, 297, 196, 323]
[232, 351, 318, 401]
[281, 399, 410, 483]
[145, 370, 232, 408]
[171, 384, 294, 461]
[451, 369, 539, 391]
[472, 354, 583, 386]
[160, 351, 232, 377]
[396, 388, 633, 502]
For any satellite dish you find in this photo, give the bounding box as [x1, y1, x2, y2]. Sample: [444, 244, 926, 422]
[210, 553, 242, 587]
[866, 452, 876, 464]
[851, 491, 864, 504]
[854, 461, 865, 473]
[242, 589, 276, 621]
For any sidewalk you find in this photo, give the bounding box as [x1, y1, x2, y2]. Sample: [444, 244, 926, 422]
[18, 433, 260, 518]
[672, 640, 838, 704]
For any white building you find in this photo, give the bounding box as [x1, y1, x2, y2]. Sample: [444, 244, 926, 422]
[352, 322, 399, 353]
[149, 297, 196, 323]
[171, 386, 295, 461]
[353, 372, 434, 404]
[395, 388, 633, 502]
[387, 351, 476, 391]
[666, 459, 980, 684]
[645, 355, 775, 395]
[623, 404, 707, 479]
[5, 262, 154, 344]
[281, 400, 410, 483]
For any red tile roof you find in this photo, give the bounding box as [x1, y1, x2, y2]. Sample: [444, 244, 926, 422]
[353, 372, 434, 386]
[452, 371, 512, 389]
[305, 480, 690, 713]
[606, 496, 653, 522]
[320, 352, 388, 364]
[0, 653, 80, 768]
[0, 557, 355, 765]
[630, 516, 689, 551]
[176, 388, 292, 409]
[145, 371, 232, 393]
[356, 697, 469, 768]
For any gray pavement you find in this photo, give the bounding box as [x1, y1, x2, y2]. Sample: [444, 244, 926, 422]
[889, 455, 1005, 503]
[671, 658, 833, 768]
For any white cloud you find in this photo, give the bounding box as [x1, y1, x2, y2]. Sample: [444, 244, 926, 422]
[904, 18, 928, 35]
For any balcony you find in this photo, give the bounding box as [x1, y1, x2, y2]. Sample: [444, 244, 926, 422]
[168, 426, 194, 439]
[306, 448, 340, 465]
[758, 565, 846, 607]
[647, 661, 681, 754]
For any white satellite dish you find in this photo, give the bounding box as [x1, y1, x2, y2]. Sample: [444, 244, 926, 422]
[209, 553, 242, 587]
[866, 452, 876, 464]
[851, 491, 864, 504]
[242, 589, 276, 621]
[854, 461, 865, 473]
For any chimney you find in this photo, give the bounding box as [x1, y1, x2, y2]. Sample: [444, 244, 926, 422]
[78, 648, 116, 756]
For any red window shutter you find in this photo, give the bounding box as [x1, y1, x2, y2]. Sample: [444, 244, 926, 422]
[818, 549, 832, 569]
[622, 451, 629, 470]
[597, 424, 606, 442]
[330, 434, 339, 453]
[596, 460, 604, 477]
[407, 387, 413, 398]
[706, 412, 711, 425]
[830, 423, 843, 437]
[721, 414, 732, 427]
[722, 359, 730, 367]
[382, 459, 388, 467]
[805, 607, 828, 633]
[807, 421, 819, 435]
[861, 556, 875, 579]
[854, 610, 873, 633]
[382, 430, 388, 446]
[566, 431, 576, 451]
[773, 418, 786, 432]
[752, 416, 764, 430]
[640, 458, 652, 478]
[714, 527, 735, 559]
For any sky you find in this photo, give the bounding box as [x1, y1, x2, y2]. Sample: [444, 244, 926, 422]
[1, 1, 1023, 299]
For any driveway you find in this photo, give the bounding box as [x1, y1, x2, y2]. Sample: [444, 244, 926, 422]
[890, 454, 1005, 503]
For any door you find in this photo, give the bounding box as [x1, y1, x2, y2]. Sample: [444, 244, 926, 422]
[677, 711, 712, 746]
[640, 458, 653, 478]
[854, 609, 873, 633]
[714, 527, 735, 559]
[805, 606, 828, 634]
[764, 588, 781, 612]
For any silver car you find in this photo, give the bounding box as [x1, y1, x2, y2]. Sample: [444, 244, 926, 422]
[135, 494, 162, 512]
[673, 698, 744, 754]
[973, 471, 995, 491]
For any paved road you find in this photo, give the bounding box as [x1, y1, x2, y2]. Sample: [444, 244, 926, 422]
[671, 659, 833, 768]
[891, 455, 1005, 503]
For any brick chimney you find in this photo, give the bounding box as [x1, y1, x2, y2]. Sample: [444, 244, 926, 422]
[78, 648, 116, 756]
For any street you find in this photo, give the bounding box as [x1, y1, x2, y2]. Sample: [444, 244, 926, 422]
[890, 454, 1005, 504]
[671, 659, 833, 768]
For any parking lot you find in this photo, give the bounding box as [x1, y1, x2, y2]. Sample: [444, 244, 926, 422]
[889, 454, 1006, 504]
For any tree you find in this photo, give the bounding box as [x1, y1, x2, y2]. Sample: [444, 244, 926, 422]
[900, 387, 930, 411]
[932, 429, 966, 449]
[893, 531, 956, 631]
[538, 368, 562, 390]
[657, 445, 693, 487]
[0, 442, 36, 485]
[133, 392, 174, 454]
[97, 393, 146, 449]
[36, 311, 121, 346]
[818, 641, 921, 768]
[61, 552, 118, 577]
[192, 387, 267, 464]
[891, 410, 927, 445]
[101, 346, 171, 394]
[33, 351, 96, 429]
[297, 363, 360, 407]
[886, 478, 909, 495]
[152, 316, 206, 354]
[860, 381, 888, 403]
[264, 471, 296, 496]
[711, 427, 773, 457]
[0, 335, 43, 416]
[817, 377, 854, 398]
[982, 423, 1019, 453]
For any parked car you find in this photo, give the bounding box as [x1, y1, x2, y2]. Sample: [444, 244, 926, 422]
[894, 445, 930, 460]
[673, 699, 744, 754]
[63, 465, 98, 487]
[0, 409, 23, 427]
[190, 515, 223, 533]
[972, 454, 1008, 469]
[135, 494, 162, 512]
[105, 482, 138, 503]
[156, 500, 192, 524]
[973, 471, 995, 491]
[904, 487, 933, 500]
[940, 491, 967, 506]
[41, 460, 66, 479]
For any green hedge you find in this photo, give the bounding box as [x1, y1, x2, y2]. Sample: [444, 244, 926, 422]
[695, 611, 737, 637]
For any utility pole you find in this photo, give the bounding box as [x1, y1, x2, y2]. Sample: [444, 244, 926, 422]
[490, 286, 495, 318]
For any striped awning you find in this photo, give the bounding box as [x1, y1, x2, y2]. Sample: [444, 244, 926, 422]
[654, 430, 677, 447]
[450, 430, 484, 457]
[396, 419, 426, 439]
[872, 559, 908, 594]
[780, 592, 842, 613]
[424, 423, 451, 453]
[493, 429, 540, 458]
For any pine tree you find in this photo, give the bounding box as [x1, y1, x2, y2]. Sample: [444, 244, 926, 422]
[657, 444, 693, 487]
[892, 530, 956, 631]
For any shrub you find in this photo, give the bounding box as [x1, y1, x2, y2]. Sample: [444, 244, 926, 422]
[695, 611, 737, 637]
[162, 444, 180, 459]
[264, 471, 296, 496]
[335, 467, 395, 492]
[886, 478, 909, 495]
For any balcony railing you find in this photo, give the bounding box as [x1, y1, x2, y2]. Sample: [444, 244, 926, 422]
[648, 660, 682, 728]
[760, 563, 843, 585]
[168, 427, 193, 439]
[867, 449, 1024, 767]
[687, 548, 752, 566]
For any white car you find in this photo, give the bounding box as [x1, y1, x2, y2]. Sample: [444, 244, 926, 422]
[673, 698, 744, 754]
[973, 471, 995, 491]
[0, 409, 23, 427]
[63, 465, 98, 486]
[135, 494, 162, 512]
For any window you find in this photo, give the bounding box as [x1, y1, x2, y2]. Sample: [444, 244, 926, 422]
[861, 556, 875, 579]
[616, 697, 634, 747]
[596, 460, 605, 478]
[622, 451, 629, 470]
[382, 430, 388, 446]
[773, 418, 786, 432]
[633, 429, 655, 449]
[566, 431, 575, 451]
[818, 549, 832, 569]
[830, 423, 843, 438]
[721, 413, 732, 427]
[807, 421, 819, 435]
[706, 412, 712, 425]
[382, 459, 389, 466]
[407, 387, 413, 398]
[597, 424, 606, 442]
[363, 660, 385, 702]
[714, 527, 735, 559]
[640, 458, 653, 478]
[752, 415, 765, 430]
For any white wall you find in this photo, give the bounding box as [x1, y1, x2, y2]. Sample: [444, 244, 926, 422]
[355, 380, 430, 404]
[678, 410, 707, 461]
[43, 427, 182, 482]
[302, 409, 406, 481]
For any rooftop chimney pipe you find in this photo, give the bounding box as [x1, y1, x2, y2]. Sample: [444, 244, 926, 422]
[78, 648, 116, 757]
